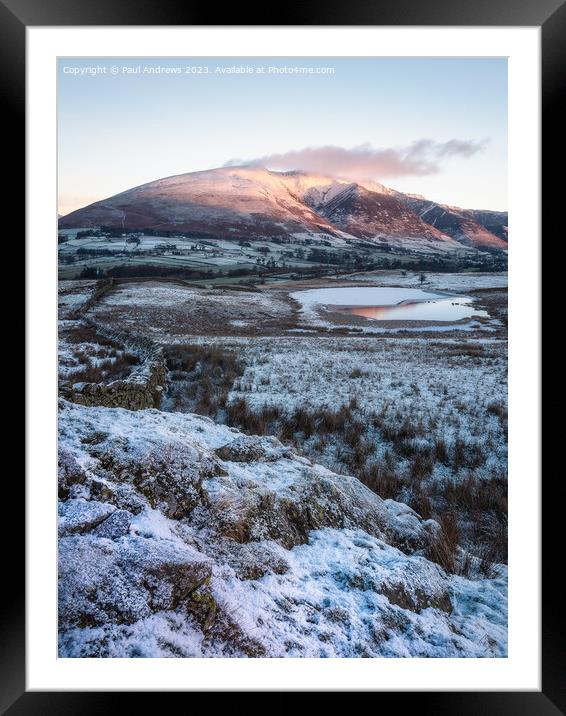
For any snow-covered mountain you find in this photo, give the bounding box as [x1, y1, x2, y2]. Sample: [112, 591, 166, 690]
[59, 166, 507, 252]
[403, 196, 508, 251]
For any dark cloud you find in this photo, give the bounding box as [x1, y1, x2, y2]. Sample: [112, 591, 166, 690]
[225, 139, 488, 179]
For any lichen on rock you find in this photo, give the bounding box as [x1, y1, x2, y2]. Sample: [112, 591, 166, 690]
[57, 400, 507, 658]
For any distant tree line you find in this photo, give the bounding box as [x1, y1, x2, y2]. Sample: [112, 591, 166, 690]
[71, 249, 506, 281]
[74, 263, 285, 281]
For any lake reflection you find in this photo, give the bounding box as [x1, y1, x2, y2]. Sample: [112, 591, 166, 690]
[333, 297, 489, 322]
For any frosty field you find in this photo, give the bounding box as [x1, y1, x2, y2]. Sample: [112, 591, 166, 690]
[57, 270, 508, 657]
[54, 52, 511, 665]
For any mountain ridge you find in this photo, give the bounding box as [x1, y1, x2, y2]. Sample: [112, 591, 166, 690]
[59, 166, 508, 252]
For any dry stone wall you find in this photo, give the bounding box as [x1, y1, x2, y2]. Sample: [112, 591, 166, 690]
[61, 318, 168, 411]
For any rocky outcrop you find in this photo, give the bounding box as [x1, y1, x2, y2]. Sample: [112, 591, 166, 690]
[93, 439, 225, 520]
[59, 499, 117, 536]
[57, 401, 508, 658]
[91, 509, 133, 539]
[211, 434, 439, 552]
[215, 434, 294, 463]
[59, 532, 212, 629]
[58, 447, 87, 499]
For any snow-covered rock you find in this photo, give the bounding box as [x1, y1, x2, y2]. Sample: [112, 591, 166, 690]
[58, 499, 116, 536]
[91, 509, 133, 539]
[214, 434, 294, 463]
[58, 400, 507, 657]
[59, 534, 212, 629]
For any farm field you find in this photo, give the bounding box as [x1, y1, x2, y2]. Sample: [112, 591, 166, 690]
[58, 229, 505, 281]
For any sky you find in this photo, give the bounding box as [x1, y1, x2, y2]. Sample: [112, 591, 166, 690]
[58, 57, 507, 215]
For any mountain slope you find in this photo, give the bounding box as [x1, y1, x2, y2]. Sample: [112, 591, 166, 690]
[308, 183, 460, 250]
[59, 166, 507, 252]
[60, 168, 344, 240]
[466, 209, 508, 242]
[403, 196, 508, 251]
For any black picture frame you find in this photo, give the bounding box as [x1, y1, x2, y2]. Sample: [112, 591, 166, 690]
[9, 0, 554, 708]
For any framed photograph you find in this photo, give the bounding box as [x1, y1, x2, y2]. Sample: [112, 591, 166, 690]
[10, 0, 554, 707]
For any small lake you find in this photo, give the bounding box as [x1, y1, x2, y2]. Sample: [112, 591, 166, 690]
[293, 286, 489, 322]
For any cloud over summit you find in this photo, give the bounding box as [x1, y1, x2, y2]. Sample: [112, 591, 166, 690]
[226, 139, 488, 180]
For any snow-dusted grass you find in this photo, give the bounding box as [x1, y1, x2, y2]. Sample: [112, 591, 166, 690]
[341, 271, 508, 291]
[100, 282, 278, 311]
[58, 321, 141, 385]
[91, 281, 294, 339]
[176, 333, 507, 560]
[59, 342, 139, 384]
[58, 281, 97, 315]
[191, 334, 506, 466]
[227, 335, 506, 441]
[57, 276, 508, 657]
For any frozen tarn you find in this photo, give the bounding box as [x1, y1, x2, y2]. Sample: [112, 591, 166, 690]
[289, 286, 494, 332]
[291, 286, 446, 309]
